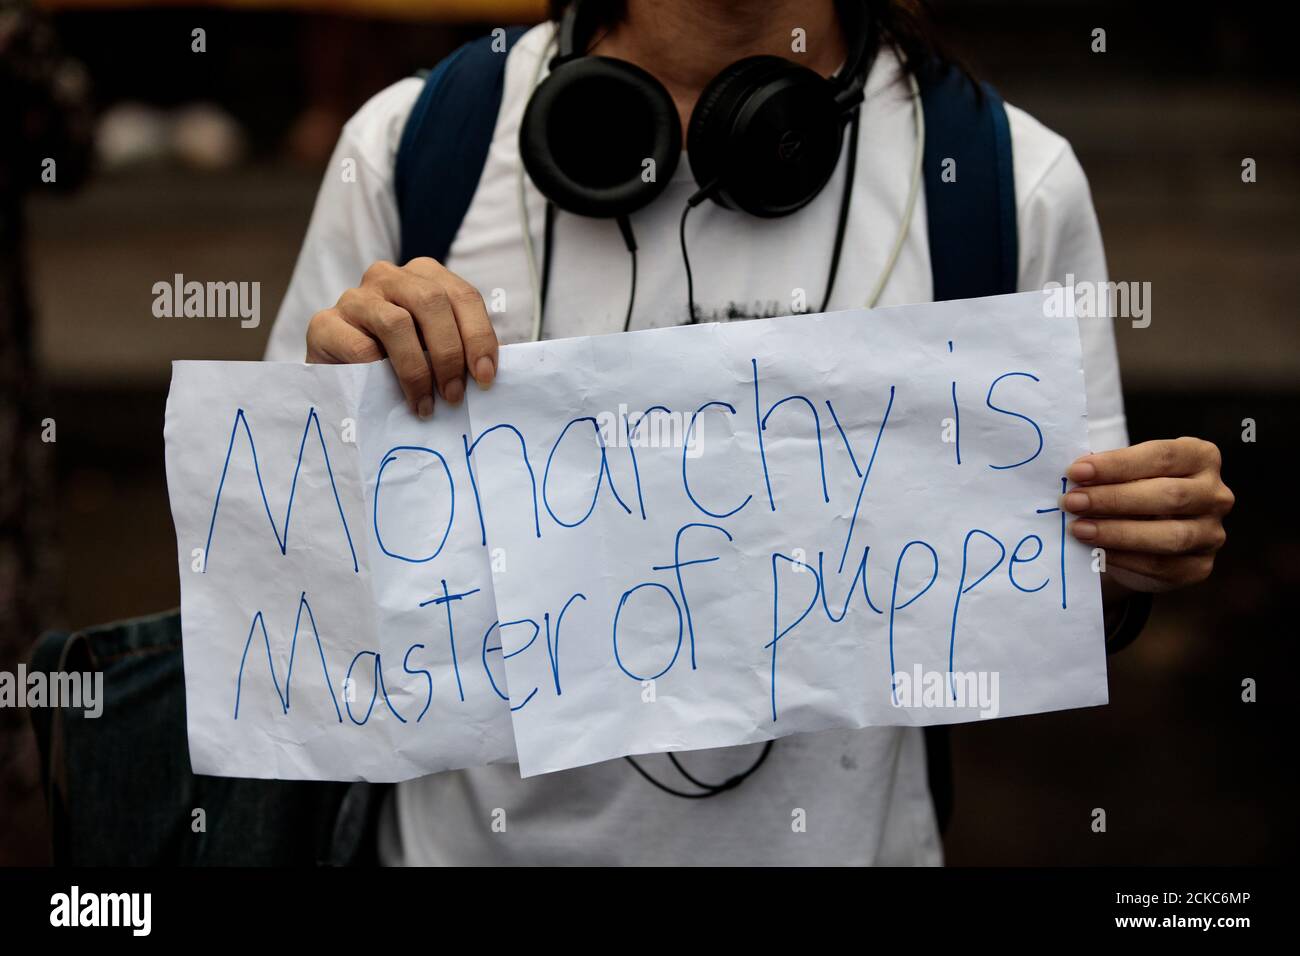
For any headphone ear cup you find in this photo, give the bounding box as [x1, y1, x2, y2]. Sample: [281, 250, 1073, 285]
[687, 55, 791, 196]
[520, 56, 681, 219]
[687, 55, 846, 218]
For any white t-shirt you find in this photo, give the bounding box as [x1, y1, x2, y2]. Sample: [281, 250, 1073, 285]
[266, 24, 1128, 865]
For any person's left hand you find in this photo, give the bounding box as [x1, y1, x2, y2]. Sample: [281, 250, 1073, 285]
[1063, 437, 1234, 593]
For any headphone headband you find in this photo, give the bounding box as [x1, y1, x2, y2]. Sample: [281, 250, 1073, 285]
[831, 0, 873, 105]
[554, 0, 592, 65]
[557, 0, 874, 99]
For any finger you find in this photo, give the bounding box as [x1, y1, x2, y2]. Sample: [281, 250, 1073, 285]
[338, 288, 435, 415]
[1068, 437, 1217, 485]
[1061, 475, 1217, 517]
[442, 274, 499, 389]
[404, 258, 497, 390]
[1209, 481, 1236, 517]
[306, 309, 384, 365]
[379, 268, 466, 403]
[359, 259, 401, 289]
[1070, 516, 1226, 555]
[1102, 548, 1215, 586]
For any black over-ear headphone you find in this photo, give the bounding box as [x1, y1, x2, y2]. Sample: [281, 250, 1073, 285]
[520, 0, 874, 220]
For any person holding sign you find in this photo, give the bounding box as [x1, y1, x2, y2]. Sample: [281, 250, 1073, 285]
[264, 0, 1232, 865]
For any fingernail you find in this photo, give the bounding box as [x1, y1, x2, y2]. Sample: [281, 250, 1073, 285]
[474, 356, 495, 387]
[416, 395, 434, 419]
[443, 378, 464, 404]
[1062, 491, 1090, 513]
[1071, 520, 1097, 541]
[1068, 460, 1096, 482]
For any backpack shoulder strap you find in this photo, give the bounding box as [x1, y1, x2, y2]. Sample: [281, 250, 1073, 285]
[919, 64, 1019, 300]
[916, 65, 1020, 837]
[394, 26, 529, 265]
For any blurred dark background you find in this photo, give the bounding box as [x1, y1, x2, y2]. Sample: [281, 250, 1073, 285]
[1, 0, 1295, 865]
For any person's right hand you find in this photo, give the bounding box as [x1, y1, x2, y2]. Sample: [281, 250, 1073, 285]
[306, 257, 498, 417]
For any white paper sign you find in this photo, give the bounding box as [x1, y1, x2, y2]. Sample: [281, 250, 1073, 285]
[164, 362, 516, 781]
[164, 292, 1107, 782]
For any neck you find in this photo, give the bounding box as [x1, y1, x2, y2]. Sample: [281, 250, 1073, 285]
[589, 0, 848, 136]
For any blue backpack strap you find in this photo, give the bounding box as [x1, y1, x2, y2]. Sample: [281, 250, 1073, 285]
[919, 63, 1018, 300]
[916, 66, 1020, 839]
[394, 26, 528, 265]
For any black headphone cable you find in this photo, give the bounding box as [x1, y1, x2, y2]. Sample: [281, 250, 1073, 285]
[624, 740, 775, 799]
[539, 205, 639, 335]
[679, 176, 717, 324]
[615, 214, 638, 332]
[681, 108, 860, 327]
[820, 106, 861, 312]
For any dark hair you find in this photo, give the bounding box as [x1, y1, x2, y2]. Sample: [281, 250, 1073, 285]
[546, 0, 962, 80]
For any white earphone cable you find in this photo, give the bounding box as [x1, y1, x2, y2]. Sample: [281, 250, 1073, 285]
[866, 73, 924, 309]
[519, 24, 558, 342]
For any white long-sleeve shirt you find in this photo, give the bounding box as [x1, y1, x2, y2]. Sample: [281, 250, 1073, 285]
[265, 24, 1127, 865]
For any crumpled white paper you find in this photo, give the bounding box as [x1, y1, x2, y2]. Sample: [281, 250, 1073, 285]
[164, 291, 1107, 781]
